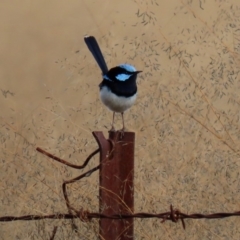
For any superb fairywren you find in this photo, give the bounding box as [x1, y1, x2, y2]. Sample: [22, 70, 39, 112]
[84, 36, 141, 133]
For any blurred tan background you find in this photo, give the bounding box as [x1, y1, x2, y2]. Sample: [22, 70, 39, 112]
[1, 0, 240, 239]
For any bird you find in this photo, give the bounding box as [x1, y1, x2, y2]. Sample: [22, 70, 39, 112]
[84, 36, 141, 135]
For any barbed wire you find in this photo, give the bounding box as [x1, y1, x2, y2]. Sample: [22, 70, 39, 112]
[1, 145, 240, 233]
[1, 205, 240, 230]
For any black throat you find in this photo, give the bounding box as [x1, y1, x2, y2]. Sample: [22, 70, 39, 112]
[100, 74, 138, 97]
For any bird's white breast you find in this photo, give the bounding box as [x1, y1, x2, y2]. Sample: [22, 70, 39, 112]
[100, 86, 137, 113]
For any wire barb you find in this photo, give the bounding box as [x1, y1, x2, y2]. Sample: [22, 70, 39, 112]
[77, 209, 90, 222]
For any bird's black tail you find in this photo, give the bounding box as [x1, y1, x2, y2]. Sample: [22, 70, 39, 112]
[84, 36, 108, 75]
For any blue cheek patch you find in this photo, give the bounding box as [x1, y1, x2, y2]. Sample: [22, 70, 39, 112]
[116, 73, 132, 81]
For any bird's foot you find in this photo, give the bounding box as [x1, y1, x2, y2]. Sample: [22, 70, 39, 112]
[119, 128, 125, 139]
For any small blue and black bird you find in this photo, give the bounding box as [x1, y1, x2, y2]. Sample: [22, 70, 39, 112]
[84, 36, 141, 134]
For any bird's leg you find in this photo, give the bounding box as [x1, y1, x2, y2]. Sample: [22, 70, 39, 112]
[121, 112, 125, 130]
[110, 112, 116, 132]
[120, 112, 125, 138]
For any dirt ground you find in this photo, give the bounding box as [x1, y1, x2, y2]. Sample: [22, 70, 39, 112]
[1, 0, 240, 239]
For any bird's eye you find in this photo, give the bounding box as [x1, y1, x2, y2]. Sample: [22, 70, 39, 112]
[116, 73, 132, 81]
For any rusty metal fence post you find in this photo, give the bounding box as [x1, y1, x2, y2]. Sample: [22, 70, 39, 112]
[93, 131, 135, 240]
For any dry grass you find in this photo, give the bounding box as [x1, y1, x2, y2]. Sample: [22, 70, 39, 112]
[1, 0, 240, 239]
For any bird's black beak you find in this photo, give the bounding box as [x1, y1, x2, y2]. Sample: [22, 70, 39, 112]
[135, 71, 142, 74]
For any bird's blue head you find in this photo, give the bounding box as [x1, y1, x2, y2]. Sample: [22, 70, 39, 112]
[119, 64, 136, 72]
[101, 64, 142, 97]
[103, 64, 141, 82]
